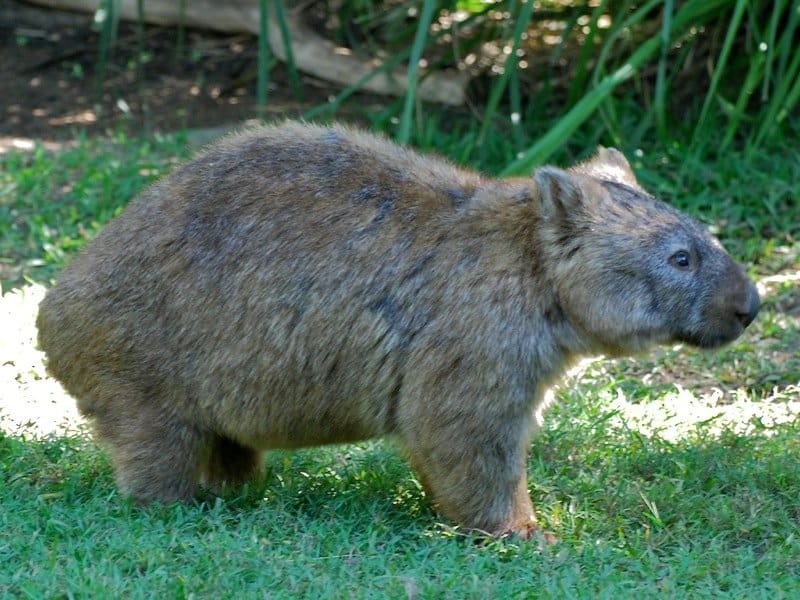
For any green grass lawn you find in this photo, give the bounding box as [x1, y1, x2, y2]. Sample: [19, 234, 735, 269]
[2, 407, 798, 597]
[1, 121, 798, 598]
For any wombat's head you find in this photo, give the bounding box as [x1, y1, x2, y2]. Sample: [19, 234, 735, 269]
[533, 148, 759, 356]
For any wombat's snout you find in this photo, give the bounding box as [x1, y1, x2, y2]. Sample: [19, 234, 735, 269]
[736, 282, 760, 328]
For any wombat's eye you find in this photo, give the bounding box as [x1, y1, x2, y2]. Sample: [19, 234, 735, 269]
[669, 250, 691, 269]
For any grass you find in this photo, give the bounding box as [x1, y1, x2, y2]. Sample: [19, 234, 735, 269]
[0, 132, 190, 291]
[1, 112, 798, 596]
[2, 394, 799, 596]
[291, 1, 800, 169]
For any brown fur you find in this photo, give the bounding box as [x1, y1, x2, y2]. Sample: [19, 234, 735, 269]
[37, 122, 759, 538]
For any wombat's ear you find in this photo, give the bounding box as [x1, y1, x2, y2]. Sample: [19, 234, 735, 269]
[534, 166, 583, 221]
[575, 147, 640, 188]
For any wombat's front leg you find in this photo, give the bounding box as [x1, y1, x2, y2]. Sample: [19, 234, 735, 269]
[404, 427, 541, 538]
[398, 381, 545, 539]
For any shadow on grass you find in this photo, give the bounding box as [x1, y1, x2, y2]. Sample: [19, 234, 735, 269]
[0, 430, 432, 535]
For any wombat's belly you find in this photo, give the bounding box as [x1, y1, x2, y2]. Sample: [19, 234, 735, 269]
[196, 370, 401, 451]
[210, 389, 391, 451]
[169, 294, 410, 450]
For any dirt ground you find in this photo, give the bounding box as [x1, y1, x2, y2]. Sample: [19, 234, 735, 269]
[0, 0, 378, 143]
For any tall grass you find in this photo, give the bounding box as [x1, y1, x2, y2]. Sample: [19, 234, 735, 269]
[257, 0, 270, 117]
[93, 0, 120, 104]
[273, 0, 303, 100]
[477, 0, 535, 147]
[306, 0, 800, 169]
[397, 0, 437, 143]
[87, 1, 800, 169]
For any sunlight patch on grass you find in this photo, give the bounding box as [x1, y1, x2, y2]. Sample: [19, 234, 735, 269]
[560, 351, 799, 443]
[0, 284, 85, 438]
[600, 382, 800, 442]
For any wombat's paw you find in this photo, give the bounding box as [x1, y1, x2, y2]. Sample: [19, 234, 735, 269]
[507, 524, 558, 546]
[489, 515, 558, 544]
[533, 529, 558, 546]
[470, 524, 557, 547]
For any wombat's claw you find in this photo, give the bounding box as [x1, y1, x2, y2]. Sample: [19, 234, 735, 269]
[478, 521, 557, 545]
[514, 524, 557, 546]
[535, 530, 558, 546]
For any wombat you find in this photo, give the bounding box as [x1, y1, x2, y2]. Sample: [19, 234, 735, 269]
[37, 121, 759, 539]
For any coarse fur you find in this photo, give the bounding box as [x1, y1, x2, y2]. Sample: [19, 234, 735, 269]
[37, 121, 760, 539]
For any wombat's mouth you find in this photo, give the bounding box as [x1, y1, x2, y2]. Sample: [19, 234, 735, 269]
[675, 322, 748, 350]
[675, 314, 755, 350]
[677, 283, 760, 350]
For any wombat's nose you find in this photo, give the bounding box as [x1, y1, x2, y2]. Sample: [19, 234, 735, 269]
[736, 283, 760, 328]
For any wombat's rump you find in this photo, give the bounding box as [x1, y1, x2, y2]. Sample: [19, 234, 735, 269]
[37, 122, 759, 538]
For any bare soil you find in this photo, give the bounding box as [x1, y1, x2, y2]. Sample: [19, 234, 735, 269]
[0, 0, 379, 142]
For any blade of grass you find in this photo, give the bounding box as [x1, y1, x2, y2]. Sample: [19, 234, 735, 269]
[590, 0, 661, 144]
[397, 0, 437, 144]
[775, 0, 799, 84]
[135, 0, 148, 133]
[776, 74, 800, 125]
[752, 52, 800, 148]
[93, 0, 119, 104]
[760, 0, 786, 102]
[655, 0, 675, 141]
[274, 0, 303, 101]
[477, 0, 534, 145]
[509, 45, 524, 153]
[567, 0, 611, 106]
[720, 45, 765, 151]
[689, 0, 748, 150]
[750, 1, 800, 148]
[257, 0, 270, 118]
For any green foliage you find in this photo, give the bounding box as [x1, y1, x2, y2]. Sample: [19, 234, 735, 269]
[87, 1, 800, 165]
[297, 1, 800, 168]
[397, 0, 437, 143]
[257, 0, 270, 117]
[274, 0, 303, 100]
[92, 0, 120, 103]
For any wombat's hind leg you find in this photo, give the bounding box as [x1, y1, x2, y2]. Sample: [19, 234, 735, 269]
[202, 435, 264, 494]
[91, 400, 210, 504]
